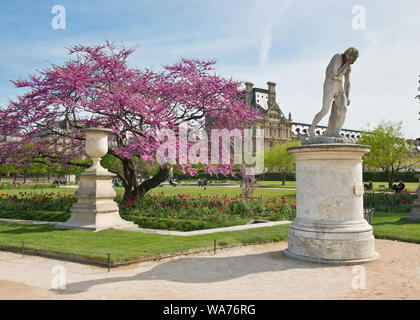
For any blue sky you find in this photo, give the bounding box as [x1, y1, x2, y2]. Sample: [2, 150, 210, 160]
[0, 0, 419, 138]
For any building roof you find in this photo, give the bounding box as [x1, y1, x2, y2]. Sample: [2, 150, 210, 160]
[253, 88, 269, 93]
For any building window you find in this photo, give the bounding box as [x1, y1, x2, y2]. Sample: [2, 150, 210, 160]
[268, 142, 273, 150]
[277, 128, 280, 137]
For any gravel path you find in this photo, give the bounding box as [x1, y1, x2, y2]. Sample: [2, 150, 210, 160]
[0, 239, 419, 300]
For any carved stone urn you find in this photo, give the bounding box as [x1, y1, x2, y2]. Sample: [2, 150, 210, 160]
[84, 128, 111, 172]
[56, 128, 135, 231]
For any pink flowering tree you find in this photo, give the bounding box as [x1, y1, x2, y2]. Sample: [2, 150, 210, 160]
[0, 42, 257, 199]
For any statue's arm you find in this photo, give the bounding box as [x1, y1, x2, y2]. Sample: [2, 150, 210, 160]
[336, 62, 350, 80]
[330, 55, 350, 80]
[344, 67, 351, 105]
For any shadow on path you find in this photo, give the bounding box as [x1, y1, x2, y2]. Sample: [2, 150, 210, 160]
[59, 250, 334, 294]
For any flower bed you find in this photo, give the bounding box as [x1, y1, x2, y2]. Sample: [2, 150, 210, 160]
[0, 192, 74, 211]
[0, 191, 296, 227]
[364, 191, 417, 212]
[118, 193, 296, 225]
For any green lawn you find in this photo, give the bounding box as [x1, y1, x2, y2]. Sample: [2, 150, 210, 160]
[256, 181, 296, 188]
[371, 211, 420, 243]
[365, 182, 418, 192]
[256, 181, 418, 192]
[0, 221, 290, 265]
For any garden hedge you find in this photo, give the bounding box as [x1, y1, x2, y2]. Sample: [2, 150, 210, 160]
[362, 171, 419, 183]
[175, 171, 419, 183]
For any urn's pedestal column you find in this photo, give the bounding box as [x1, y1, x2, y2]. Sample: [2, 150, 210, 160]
[403, 174, 420, 221]
[285, 144, 379, 264]
[56, 128, 135, 232]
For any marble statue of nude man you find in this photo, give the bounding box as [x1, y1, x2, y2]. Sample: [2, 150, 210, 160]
[308, 47, 359, 137]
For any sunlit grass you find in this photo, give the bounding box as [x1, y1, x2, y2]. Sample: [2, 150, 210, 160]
[0, 221, 290, 264]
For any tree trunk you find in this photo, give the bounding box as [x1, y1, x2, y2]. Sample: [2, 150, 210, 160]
[137, 163, 171, 198]
[386, 169, 395, 189]
[121, 159, 137, 201]
[281, 170, 286, 186]
[114, 157, 171, 200]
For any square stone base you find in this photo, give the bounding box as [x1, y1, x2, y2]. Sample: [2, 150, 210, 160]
[55, 212, 136, 232]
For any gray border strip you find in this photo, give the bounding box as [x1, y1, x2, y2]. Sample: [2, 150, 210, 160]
[0, 218, 290, 236]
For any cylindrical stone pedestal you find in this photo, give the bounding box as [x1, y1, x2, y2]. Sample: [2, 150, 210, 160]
[403, 174, 420, 221]
[285, 144, 379, 264]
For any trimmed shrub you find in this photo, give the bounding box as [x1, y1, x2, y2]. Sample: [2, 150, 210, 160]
[362, 171, 419, 183]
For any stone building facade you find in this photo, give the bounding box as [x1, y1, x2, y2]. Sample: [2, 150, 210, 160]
[245, 82, 293, 151]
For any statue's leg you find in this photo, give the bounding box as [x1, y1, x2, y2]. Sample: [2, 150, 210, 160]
[334, 92, 347, 136]
[309, 83, 335, 136]
[325, 98, 340, 136]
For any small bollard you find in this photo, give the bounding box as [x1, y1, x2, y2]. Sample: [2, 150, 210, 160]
[214, 239, 216, 255]
[107, 253, 111, 272]
[22, 241, 24, 258]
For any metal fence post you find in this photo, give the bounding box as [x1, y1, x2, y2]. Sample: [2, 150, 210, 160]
[214, 239, 216, 255]
[22, 241, 24, 258]
[107, 253, 111, 272]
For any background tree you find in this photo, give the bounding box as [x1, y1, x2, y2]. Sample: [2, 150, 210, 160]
[264, 141, 300, 185]
[358, 121, 413, 188]
[0, 42, 256, 199]
[401, 143, 420, 171]
[416, 75, 420, 120]
[0, 162, 15, 182]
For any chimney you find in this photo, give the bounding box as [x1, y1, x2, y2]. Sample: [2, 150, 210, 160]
[245, 82, 254, 106]
[267, 82, 276, 108]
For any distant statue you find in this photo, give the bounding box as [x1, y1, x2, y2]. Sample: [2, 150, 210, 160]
[309, 47, 359, 138]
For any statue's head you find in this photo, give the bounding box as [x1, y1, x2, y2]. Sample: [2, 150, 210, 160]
[344, 47, 359, 64]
